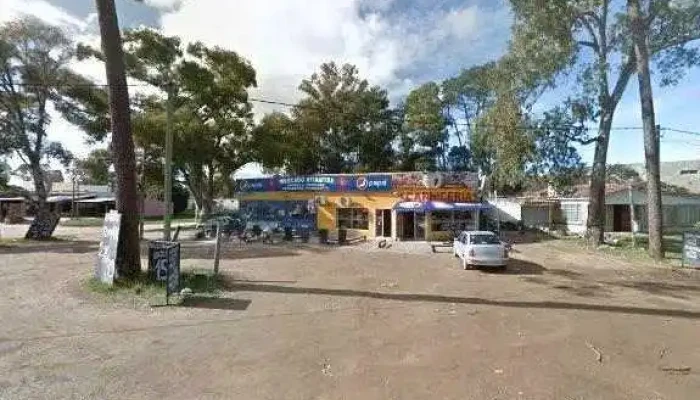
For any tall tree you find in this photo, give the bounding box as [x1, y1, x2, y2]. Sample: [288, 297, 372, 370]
[507, 0, 700, 246]
[0, 17, 108, 238]
[129, 40, 256, 220]
[291, 62, 395, 173]
[628, 0, 663, 259]
[404, 82, 448, 171]
[95, 0, 141, 278]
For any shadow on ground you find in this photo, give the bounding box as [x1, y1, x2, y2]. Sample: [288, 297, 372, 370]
[0, 240, 99, 255]
[180, 296, 252, 310]
[168, 241, 333, 261]
[477, 258, 547, 275]
[222, 280, 700, 320]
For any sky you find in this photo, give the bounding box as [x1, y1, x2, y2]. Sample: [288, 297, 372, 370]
[2, 0, 700, 180]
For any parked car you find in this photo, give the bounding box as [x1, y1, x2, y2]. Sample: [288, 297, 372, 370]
[196, 214, 246, 239]
[453, 231, 509, 270]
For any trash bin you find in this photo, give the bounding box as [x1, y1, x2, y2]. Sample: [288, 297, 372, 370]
[338, 228, 347, 245]
[147, 240, 180, 282]
[318, 229, 329, 244]
[284, 227, 293, 241]
[300, 229, 310, 243]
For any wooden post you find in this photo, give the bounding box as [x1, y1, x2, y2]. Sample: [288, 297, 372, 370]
[213, 222, 222, 275]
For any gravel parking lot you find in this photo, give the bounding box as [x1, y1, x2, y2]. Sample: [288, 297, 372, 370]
[1, 224, 700, 399]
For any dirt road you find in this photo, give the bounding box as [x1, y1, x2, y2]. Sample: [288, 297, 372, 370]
[1, 232, 700, 399]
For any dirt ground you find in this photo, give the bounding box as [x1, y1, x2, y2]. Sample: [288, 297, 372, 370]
[2, 225, 700, 399]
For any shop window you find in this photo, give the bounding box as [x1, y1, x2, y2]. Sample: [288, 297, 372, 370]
[431, 211, 453, 232]
[453, 210, 474, 231]
[337, 208, 369, 230]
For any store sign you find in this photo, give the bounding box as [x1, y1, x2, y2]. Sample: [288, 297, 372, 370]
[237, 174, 392, 192]
[279, 176, 337, 191]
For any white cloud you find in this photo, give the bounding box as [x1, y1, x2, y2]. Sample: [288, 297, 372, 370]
[143, 0, 182, 12]
[158, 0, 497, 115]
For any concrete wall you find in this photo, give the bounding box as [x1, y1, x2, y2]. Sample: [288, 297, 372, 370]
[486, 198, 522, 223]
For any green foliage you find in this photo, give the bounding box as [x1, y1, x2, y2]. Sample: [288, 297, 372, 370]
[254, 62, 396, 174]
[75, 148, 112, 185]
[103, 29, 257, 217]
[0, 17, 108, 206]
[528, 107, 587, 192]
[404, 82, 447, 171]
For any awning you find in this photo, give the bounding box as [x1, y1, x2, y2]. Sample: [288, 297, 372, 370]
[76, 197, 115, 204]
[393, 201, 492, 212]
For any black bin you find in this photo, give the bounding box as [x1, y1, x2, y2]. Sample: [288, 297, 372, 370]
[338, 228, 347, 245]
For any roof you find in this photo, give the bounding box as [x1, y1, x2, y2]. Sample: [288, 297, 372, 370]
[76, 197, 115, 204]
[624, 160, 700, 193]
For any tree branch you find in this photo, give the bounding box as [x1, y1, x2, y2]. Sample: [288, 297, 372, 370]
[611, 54, 637, 106]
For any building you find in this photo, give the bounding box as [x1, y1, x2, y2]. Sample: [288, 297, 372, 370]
[490, 182, 700, 234]
[625, 160, 700, 194]
[235, 172, 489, 241]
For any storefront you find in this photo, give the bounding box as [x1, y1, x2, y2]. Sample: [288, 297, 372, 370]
[235, 172, 489, 241]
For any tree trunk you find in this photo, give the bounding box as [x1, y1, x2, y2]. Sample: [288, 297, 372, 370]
[27, 158, 53, 239]
[628, 0, 664, 260]
[95, 0, 141, 279]
[586, 111, 613, 247]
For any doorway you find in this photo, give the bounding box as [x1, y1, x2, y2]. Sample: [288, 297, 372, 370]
[397, 212, 426, 240]
[375, 209, 392, 237]
[613, 205, 632, 232]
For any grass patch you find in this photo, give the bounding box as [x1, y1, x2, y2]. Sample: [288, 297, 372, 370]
[61, 218, 105, 227]
[143, 210, 196, 222]
[83, 268, 231, 308]
[561, 234, 684, 267]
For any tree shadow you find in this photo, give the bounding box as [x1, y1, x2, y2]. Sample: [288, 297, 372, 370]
[603, 280, 700, 300]
[0, 240, 99, 255]
[223, 281, 700, 320]
[477, 258, 547, 275]
[179, 296, 251, 311]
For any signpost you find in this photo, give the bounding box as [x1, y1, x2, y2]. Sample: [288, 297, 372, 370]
[682, 231, 700, 269]
[148, 240, 181, 304]
[95, 210, 121, 284]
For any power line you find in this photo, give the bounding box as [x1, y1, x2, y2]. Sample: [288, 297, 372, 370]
[662, 127, 700, 137]
[6, 81, 700, 136]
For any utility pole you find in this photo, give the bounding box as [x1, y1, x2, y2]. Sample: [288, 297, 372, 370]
[163, 83, 174, 241]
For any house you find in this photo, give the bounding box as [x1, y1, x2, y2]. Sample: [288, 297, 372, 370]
[489, 161, 700, 234]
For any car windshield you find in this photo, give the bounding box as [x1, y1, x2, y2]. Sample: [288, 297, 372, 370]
[469, 234, 500, 245]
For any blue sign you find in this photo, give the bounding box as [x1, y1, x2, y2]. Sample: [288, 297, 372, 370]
[237, 174, 392, 193]
[278, 176, 337, 191]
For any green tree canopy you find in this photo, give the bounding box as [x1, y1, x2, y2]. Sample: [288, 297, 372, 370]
[0, 17, 109, 237]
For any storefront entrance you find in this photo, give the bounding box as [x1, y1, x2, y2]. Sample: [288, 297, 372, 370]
[375, 209, 392, 237]
[397, 212, 425, 240]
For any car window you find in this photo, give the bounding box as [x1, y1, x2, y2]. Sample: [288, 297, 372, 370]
[469, 234, 500, 245]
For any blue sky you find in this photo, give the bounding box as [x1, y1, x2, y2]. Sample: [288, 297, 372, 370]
[3, 0, 700, 177]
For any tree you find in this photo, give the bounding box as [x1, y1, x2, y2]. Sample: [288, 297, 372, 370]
[75, 148, 112, 185]
[507, 0, 700, 247]
[126, 37, 256, 220]
[95, 0, 141, 278]
[528, 107, 587, 194]
[265, 62, 395, 174]
[404, 82, 448, 171]
[0, 17, 108, 239]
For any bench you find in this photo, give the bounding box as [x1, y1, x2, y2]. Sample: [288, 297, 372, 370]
[431, 242, 453, 253]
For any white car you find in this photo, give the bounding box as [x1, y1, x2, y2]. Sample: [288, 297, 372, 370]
[453, 231, 509, 270]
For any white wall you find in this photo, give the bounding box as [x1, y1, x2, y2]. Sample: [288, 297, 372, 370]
[487, 198, 522, 223]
